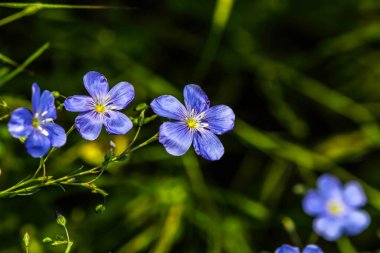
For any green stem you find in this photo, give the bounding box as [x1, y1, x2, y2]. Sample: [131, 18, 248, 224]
[337, 237, 358, 253]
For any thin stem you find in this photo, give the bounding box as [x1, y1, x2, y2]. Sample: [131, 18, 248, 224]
[129, 133, 159, 153]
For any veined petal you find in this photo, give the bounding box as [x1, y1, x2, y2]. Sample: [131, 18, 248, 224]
[104, 111, 133, 135]
[275, 245, 300, 253]
[204, 105, 235, 134]
[302, 190, 324, 216]
[302, 245, 323, 253]
[32, 83, 41, 113]
[107, 82, 135, 110]
[38, 90, 56, 119]
[343, 182, 367, 208]
[193, 130, 224, 161]
[343, 210, 370, 235]
[83, 71, 109, 100]
[159, 121, 193, 156]
[151, 95, 186, 120]
[75, 111, 103, 141]
[313, 216, 343, 241]
[317, 174, 342, 198]
[25, 130, 51, 158]
[64, 95, 94, 112]
[183, 84, 210, 114]
[8, 108, 33, 138]
[44, 123, 67, 148]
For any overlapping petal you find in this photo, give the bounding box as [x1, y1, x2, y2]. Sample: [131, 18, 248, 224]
[150, 95, 186, 120]
[302, 245, 323, 253]
[343, 210, 370, 235]
[107, 82, 135, 110]
[159, 122, 193, 156]
[204, 105, 235, 134]
[184, 84, 210, 114]
[38, 90, 56, 119]
[313, 217, 343, 241]
[193, 130, 224, 161]
[32, 83, 41, 113]
[64, 95, 94, 112]
[343, 182, 367, 208]
[44, 123, 67, 147]
[83, 71, 109, 100]
[275, 245, 300, 253]
[317, 174, 341, 198]
[302, 190, 324, 216]
[104, 111, 133, 135]
[75, 112, 103, 141]
[25, 130, 51, 158]
[8, 108, 33, 138]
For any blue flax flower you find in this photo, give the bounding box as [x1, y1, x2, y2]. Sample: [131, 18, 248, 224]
[275, 244, 323, 253]
[8, 83, 66, 158]
[64, 71, 134, 140]
[150, 84, 235, 161]
[303, 174, 370, 241]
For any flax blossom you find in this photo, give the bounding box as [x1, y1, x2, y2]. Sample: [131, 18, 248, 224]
[275, 244, 323, 253]
[150, 84, 235, 161]
[303, 174, 370, 241]
[8, 83, 66, 158]
[64, 71, 134, 140]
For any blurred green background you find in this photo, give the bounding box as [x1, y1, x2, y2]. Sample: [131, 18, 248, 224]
[1, 0, 380, 252]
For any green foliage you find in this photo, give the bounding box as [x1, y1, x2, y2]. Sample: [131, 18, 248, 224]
[2, 0, 380, 253]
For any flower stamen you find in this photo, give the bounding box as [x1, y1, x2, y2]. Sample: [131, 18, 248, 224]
[95, 103, 106, 113]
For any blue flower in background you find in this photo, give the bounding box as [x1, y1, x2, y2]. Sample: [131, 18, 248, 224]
[8, 83, 66, 158]
[303, 174, 370, 241]
[150, 84, 235, 161]
[275, 244, 323, 253]
[64, 71, 134, 140]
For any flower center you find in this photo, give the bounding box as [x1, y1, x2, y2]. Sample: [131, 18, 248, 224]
[186, 118, 198, 129]
[32, 115, 39, 128]
[95, 103, 106, 113]
[327, 201, 345, 216]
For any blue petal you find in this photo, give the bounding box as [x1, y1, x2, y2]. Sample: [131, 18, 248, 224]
[159, 121, 193, 156]
[275, 245, 300, 253]
[302, 190, 324, 216]
[75, 111, 103, 141]
[64, 95, 94, 112]
[313, 216, 343, 241]
[204, 105, 235, 135]
[317, 174, 342, 198]
[103, 111, 133, 135]
[44, 123, 67, 148]
[343, 210, 370, 235]
[8, 108, 33, 138]
[343, 182, 367, 208]
[302, 245, 323, 253]
[193, 130, 224, 160]
[38, 90, 56, 119]
[150, 95, 186, 120]
[32, 83, 41, 113]
[183, 84, 210, 114]
[25, 130, 51, 158]
[83, 71, 109, 100]
[107, 82, 135, 110]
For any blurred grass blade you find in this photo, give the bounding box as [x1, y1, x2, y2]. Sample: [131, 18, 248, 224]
[116, 225, 159, 253]
[0, 42, 49, 87]
[337, 237, 358, 253]
[0, 53, 19, 67]
[0, 4, 41, 26]
[151, 205, 183, 253]
[0, 2, 129, 10]
[194, 0, 235, 79]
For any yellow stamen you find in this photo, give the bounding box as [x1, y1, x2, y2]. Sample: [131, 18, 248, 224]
[186, 118, 198, 129]
[328, 202, 344, 215]
[95, 104, 106, 113]
[32, 117, 39, 128]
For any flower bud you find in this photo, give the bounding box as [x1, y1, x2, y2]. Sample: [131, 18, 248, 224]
[56, 212, 67, 227]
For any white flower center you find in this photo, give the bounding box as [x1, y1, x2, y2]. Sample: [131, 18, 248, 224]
[327, 200, 345, 216]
